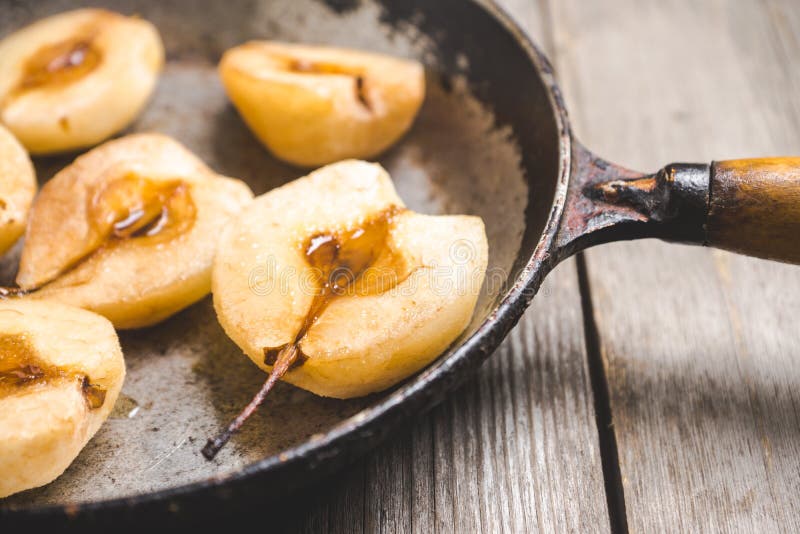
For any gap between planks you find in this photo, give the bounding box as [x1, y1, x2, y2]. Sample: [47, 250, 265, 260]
[549, 0, 800, 531]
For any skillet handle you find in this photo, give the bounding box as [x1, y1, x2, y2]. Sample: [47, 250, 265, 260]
[558, 143, 800, 265]
[707, 158, 800, 264]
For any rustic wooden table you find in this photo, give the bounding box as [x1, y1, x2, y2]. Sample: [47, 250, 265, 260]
[286, 0, 800, 531]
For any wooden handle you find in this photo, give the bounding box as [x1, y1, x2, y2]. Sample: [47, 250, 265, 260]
[707, 158, 800, 264]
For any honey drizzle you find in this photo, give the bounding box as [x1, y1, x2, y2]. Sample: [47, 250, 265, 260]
[3, 13, 114, 109]
[22, 174, 197, 293]
[0, 333, 106, 409]
[91, 174, 196, 244]
[1, 174, 196, 296]
[5, 36, 102, 110]
[202, 206, 407, 459]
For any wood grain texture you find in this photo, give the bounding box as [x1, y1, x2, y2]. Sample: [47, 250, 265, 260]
[292, 258, 610, 533]
[548, 0, 800, 531]
[708, 158, 800, 264]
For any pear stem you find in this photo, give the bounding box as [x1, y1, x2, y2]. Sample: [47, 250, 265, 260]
[202, 343, 299, 460]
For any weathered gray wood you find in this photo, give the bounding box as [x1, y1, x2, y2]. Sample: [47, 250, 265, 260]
[548, 0, 800, 531]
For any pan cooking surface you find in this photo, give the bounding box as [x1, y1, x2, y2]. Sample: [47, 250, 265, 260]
[0, 0, 528, 507]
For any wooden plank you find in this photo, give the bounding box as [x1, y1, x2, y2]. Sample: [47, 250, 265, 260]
[548, 0, 800, 531]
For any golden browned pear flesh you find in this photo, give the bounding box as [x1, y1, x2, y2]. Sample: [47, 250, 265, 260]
[16, 133, 253, 329]
[219, 41, 425, 167]
[206, 160, 487, 457]
[0, 124, 36, 255]
[0, 299, 125, 498]
[0, 8, 164, 154]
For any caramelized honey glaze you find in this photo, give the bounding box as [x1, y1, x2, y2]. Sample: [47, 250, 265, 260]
[32, 173, 197, 288]
[0, 333, 106, 409]
[10, 11, 117, 102]
[2, 11, 119, 110]
[90, 173, 196, 243]
[18, 38, 101, 93]
[263, 205, 411, 367]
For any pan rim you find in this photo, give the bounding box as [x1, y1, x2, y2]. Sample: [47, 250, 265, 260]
[1, 0, 573, 518]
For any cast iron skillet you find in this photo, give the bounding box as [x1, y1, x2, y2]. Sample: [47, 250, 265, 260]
[2, 0, 799, 528]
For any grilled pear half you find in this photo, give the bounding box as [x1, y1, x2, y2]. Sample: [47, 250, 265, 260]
[0, 124, 36, 255]
[0, 299, 124, 498]
[0, 8, 164, 154]
[213, 160, 487, 398]
[17, 133, 253, 329]
[219, 41, 425, 167]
